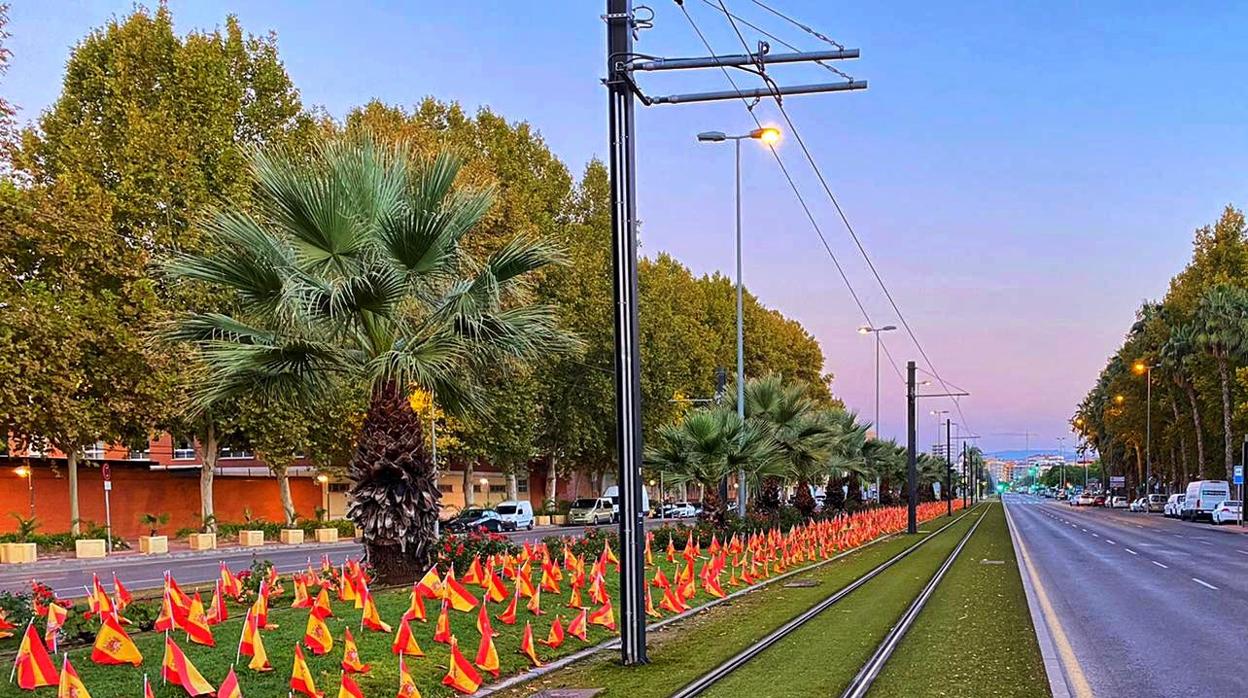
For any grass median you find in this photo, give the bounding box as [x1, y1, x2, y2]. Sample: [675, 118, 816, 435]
[495, 508, 977, 698]
[867, 501, 1047, 698]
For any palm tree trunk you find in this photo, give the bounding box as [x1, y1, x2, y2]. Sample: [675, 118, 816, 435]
[545, 454, 558, 510]
[1170, 400, 1189, 486]
[200, 422, 219, 532]
[346, 382, 439, 584]
[1184, 384, 1206, 477]
[1218, 356, 1234, 481]
[276, 467, 296, 525]
[463, 460, 475, 507]
[66, 448, 80, 535]
[794, 478, 816, 517]
[699, 482, 726, 526]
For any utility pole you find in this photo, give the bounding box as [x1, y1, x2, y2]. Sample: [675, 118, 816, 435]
[603, 0, 865, 665]
[907, 361, 917, 533]
[963, 441, 969, 507]
[946, 418, 953, 516]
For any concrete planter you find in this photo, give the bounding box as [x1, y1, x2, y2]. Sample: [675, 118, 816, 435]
[74, 539, 107, 559]
[550, 515, 567, 525]
[4, 542, 37, 564]
[239, 530, 265, 547]
[139, 535, 168, 555]
[189, 533, 217, 551]
[534, 515, 552, 526]
[279, 529, 304, 545]
[0, 544, 7, 563]
[314, 528, 338, 543]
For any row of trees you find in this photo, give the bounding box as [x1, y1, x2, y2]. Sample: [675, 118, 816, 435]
[1074, 206, 1248, 494]
[646, 375, 979, 522]
[0, 7, 835, 576]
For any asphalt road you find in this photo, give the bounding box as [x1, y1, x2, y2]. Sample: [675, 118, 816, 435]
[1005, 493, 1248, 697]
[0, 518, 672, 597]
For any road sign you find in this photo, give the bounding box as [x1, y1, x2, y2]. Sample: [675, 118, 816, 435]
[1110, 476, 1125, 487]
[101, 462, 111, 481]
[1235, 465, 1244, 486]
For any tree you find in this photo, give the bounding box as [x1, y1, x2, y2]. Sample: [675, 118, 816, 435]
[14, 6, 313, 530]
[644, 407, 781, 525]
[1195, 284, 1248, 481]
[735, 374, 836, 516]
[164, 134, 571, 582]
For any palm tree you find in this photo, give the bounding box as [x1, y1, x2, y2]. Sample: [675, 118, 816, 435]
[644, 407, 781, 524]
[1195, 284, 1248, 481]
[1160, 321, 1205, 477]
[735, 375, 836, 516]
[863, 438, 906, 505]
[823, 410, 870, 513]
[164, 134, 570, 582]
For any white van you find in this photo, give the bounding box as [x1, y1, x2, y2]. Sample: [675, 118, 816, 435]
[494, 500, 534, 530]
[1181, 480, 1231, 521]
[602, 485, 651, 522]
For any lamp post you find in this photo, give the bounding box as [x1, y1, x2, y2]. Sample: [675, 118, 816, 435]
[14, 466, 33, 518]
[860, 324, 897, 501]
[479, 477, 490, 507]
[315, 474, 329, 520]
[698, 126, 781, 517]
[1133, 361, 1153, 496]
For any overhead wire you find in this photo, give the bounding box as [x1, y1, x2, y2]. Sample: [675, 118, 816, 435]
[678, 1, 975, 433]
[694, 0, 854, 81]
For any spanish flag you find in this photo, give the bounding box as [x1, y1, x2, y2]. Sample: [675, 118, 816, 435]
[413, 565, 441, 601]
[518, 621, 543, 668]
[45, 602, 69, 650]
[291, 575, 311, 609]
[496, 585, 520, 626]
[143, 674, 155, 698]
[340, 627, 371, 673]
[112, 573, 133, 610]
[15, 623, 58, 689]
[154, 590, 178, 633]
[338, 565, 358, 605]
[220, 562, 243, 598]
[184, 593, 215, 646]
[401, 585, 426, 623]
[644, 585, 661, 618]
[391, 616, 424, 657]
[540, 615, 565, 649]
[567, 608, 589, 642]
[484, 565, 508, 604]
[525, 584, 544, 616]
[250, 585, 271, 631]
[396, 656, 421, 698]
[161, 635, 215, 696]
[443, 569, 478, 612]
[475, 601, 497, 638]
[218, 666, 243, 698]
[440, 637, 482, 695]
[0, 609, 15, 639]
[91, 612, 143, 666]
[432, 599, 452, 644]
[337, 671, 365, 698]
[463, 557, 484, 586]
[474, 626, 501, 677]
[86, 573, 113, 620]
[360, 588, 392, 633]
[206, 579, 228, 625]
[56, 655, 91, 698]
[304, 612, 334, 655]
[311, 587, 334, 620]
[166, 574, 193, 622]
[289, 644, 323, 698]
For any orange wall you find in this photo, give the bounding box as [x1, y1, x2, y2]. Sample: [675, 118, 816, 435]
[0, 465, 322, 538]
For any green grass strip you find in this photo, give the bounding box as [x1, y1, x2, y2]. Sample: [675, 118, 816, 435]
[867, 502, 1048, 698]
[492, 510, 975, 698]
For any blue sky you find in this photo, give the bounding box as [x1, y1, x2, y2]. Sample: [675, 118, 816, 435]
[8, 1, 1248, 453]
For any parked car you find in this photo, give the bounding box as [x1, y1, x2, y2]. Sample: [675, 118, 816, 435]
[567, 497, 615, 526]
[663, 501, 698, 518]
[603, 485, 651, 522]
[1146, 493, 1168, 514]
[494, 500, 534, 530]
[1181, 480, 1231, 521]
[1211, 500, 1242, 525]
[1109, 496, 1128, 509]
[1163, 494, 1186, 518]
[1092, 494, 1106, 506]
[1128, 497, 1147, 512]
[445, 508, 515, 533]
[1076, 493, 1095, 506]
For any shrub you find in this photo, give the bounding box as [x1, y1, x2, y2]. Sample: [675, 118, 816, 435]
[140, 512, 170, 536]
[544, 525, 618, 560]
[436, 529, 519, 574]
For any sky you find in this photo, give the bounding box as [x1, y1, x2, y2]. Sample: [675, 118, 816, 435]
[7, 1, 1248, 454]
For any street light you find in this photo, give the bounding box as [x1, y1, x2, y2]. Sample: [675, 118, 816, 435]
[697, 125, 782, 517]
[315, 474, 329, 520]
[1132, 361, 1153, 496]
[13, 466, 33, 518]
[479, 477, 490, 506]
[860, 324, 897, 501]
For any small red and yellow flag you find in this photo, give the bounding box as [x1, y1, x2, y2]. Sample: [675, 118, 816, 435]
[56, 655, 91, 698]
[183, 593, 215, 647]
[518, 621, 543, 668]
[112, 573, 133, 610]
[391, 616, 425, 657]
[311, 588, 334, 620]
[90, 612, 142, 666]
[441, 637, 483, 695]
[361, 589, 392, 634]
[567, 608, 589, 642]
[161, 635, 215, 696]
[16, 623, 59, 689]
[45, 601, 69, 650]
[540, 614, 566, 649]
[397, 656, 422, 698]
[289, 644, 324, 698]
[433, 599, 452, 644]
[337, 671, 365, 698]
[218, 666, 243, 698]
[304, 611, 334, 655]
[443, 569, 479, 612]
[341, 627, 371, 673]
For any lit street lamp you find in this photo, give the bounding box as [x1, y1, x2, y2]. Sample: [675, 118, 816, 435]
[479, 477, 490, 507]
[860, 324, 897, 501]
[14, 466, 33, 518]
[697, 125, 781, 517]
[1133, 361, 1153, 496]
[315, 474, 329, 520]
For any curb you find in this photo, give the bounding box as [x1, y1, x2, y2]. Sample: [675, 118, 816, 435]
[1002, 500, 1070, 698]
[0, 540, 363, 574]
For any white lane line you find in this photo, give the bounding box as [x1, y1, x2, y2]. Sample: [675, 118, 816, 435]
[1192, 578, 1219, 590]
[1125, 548, 1138, 555]
[1238, 550, 1248, 556]
[1105, 539, 1116, 545]
[1152, 561, 1169, 569]
[1081, 528, 1088, 532]
[1091, 532, 1099, 538]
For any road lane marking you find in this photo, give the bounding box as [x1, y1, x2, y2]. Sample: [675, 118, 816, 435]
[1238, 550, 1248, 556]
[1152, 561, 1168, 569]
[1004, 505, 1095, 698]
[1090, 532, 1099, 537]
[1080, 528, 1088, 532]
[1192, 578, 1218, 590]
[1105, 539, 1115, 545]
[1125, 548, 1137, 555]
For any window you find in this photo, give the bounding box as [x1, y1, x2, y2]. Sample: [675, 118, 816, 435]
[173, 437, 196, 460]
[82, 442, 105, 460]
[517, 478, 529, 493]
[218, 445, 255, 459]
[128, 444, 151, 460]
[490, 484, 507, 494]
[438, 484, 455, 493]
[328, 483, 350, 493]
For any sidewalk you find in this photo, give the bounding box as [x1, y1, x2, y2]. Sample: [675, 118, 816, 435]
[0, 538, 363, 575]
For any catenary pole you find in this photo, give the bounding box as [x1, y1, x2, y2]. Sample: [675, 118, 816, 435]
[907, 361, 917, 533]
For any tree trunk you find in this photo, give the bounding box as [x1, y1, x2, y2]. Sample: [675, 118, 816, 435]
[463, 460, 475, 507]
[67, 449, 80, 535]
[793, 477, 816, 517]
[198, 422, 219, 532]
[1171, 400, 1189, 487]
[506, 471, 518, 502]
[699, 481, 726, 526]
[1218, 356, 1234, 481]
[276, 467, 296, 525]
[1184, 384, 1206, 478]
[545, 454, 558, 510]
[846, 476, 862, 506]
[825, 474, 846, 512]
[345, 382, 439, 585]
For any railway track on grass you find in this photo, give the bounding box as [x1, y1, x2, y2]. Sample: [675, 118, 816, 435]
[670, 505, 984, 698]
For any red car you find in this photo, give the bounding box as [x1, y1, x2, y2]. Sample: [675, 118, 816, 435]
[1093, 494, 1106, 506]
